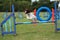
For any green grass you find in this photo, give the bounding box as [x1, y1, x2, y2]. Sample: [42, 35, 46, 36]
[0, 12, 60, 40]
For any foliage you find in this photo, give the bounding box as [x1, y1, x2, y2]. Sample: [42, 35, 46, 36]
[0, 0, 54, 12]
[14, 1, 31, 11]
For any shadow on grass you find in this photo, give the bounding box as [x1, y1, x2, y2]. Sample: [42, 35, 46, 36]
[17, 31, 40, 35]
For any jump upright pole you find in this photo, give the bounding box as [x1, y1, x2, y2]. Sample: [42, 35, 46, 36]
[12, 4, 16, 35]
[54, 2, 58, 32]
[54, 1, 60, 32]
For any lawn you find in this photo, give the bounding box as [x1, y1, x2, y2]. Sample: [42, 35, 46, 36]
[0, 12, 60, 40]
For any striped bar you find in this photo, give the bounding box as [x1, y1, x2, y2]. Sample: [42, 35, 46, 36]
[15, 20, 55, 25]
[15, 22, 39, 25]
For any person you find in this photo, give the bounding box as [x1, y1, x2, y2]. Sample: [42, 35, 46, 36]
[25, 9, 37, 23]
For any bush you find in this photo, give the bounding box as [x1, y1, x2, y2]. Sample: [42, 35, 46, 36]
[14, 1, 31, 12]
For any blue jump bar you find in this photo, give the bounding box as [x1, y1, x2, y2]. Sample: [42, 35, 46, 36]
[2, 31, 15, 34]
[57, 28, 60, 31]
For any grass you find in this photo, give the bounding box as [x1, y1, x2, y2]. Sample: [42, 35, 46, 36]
[0, 12, 60, 40]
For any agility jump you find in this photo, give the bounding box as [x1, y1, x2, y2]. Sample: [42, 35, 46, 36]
[0, 0, 60, 36]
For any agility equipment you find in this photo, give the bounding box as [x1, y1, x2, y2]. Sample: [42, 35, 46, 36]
[34, 8, 36, 16]
[0, 5, 53, 36]
[36, 7, 52, 22]
[54, 1, 60, 32]
[1, 0, 60, 36]
[0, 4, 16, 36]
[52, 8, 55, 23]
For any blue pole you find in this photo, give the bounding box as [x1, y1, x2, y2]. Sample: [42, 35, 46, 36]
[12, 4, 16, 35]
[0, 25, 1, 34]
[12, 4, 14, 13]
[54, 2, 57, 32]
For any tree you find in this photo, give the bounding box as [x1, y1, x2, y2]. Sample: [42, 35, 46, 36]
[14, 1, 31, 11]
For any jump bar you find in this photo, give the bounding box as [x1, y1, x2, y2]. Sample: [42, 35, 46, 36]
[15, 20, 55, 25]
